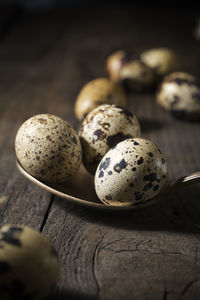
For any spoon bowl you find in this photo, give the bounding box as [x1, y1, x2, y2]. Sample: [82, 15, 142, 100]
[16, 160, 200, 211]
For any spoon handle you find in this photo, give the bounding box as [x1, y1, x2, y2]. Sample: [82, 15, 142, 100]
[172, 171, 200, 190]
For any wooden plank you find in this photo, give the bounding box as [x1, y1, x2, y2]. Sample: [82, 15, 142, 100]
[0, 7, 199, 300]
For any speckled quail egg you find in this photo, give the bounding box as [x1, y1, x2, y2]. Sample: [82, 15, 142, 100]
[140, 48, 180, 78]
[79, 104, 141, 175]
[156, 72, 200, 120]
[106, 50, 155, 91]
[74, 78, 127, 120]
[0, 224, 59, 300]
[95, 138, 168, 206]
[15, 114, 82, 182]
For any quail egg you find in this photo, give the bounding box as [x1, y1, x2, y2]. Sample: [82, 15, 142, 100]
[15, 114, 82, 182]
[79, 104, 141, 175]
[74, 78, 127, 120]
[156, 72, 200, 120]
[106, 50, 155, 91]
[0, 224, 59, 300]
[140, 48, 180, 78]
[95, 138, 168, 206]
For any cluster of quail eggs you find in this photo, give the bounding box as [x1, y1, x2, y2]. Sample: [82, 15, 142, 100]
[76, 102, 168, 207]
[15, 46, 200, 205]
[74, 47, 200, 122]
[15, 47, 180, 209]
[15, 104, 168, 208]
[106, 47, 180, 91]
[70, 46, 199, 207]
[79, 104, 141, 175]
[105, 47, 200, 121]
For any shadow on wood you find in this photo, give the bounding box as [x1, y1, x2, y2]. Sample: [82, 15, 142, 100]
[139, 117, 164, 133]
[49, 288, 96, 300]
[53, 183, 200, 234]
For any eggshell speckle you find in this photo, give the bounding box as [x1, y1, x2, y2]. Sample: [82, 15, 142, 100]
[120, 60, 155, 91]
[15, 114, 82, 182]
[79, 104, 141, 175]
[106, 50, 155, 91]
[0, 224, 59, 300]
[156, 72, 200, 120]
[95, 138, 168, 206]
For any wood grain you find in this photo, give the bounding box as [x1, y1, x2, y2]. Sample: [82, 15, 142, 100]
[0, 6, 200, 300]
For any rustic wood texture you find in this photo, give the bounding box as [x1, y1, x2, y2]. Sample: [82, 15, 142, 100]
[0, 6, 200, 299]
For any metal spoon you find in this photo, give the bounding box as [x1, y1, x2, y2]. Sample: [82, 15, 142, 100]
[16, 160, 200, 211]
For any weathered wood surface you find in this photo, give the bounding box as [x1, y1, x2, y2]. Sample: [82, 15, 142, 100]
[0, 6, 200, 299]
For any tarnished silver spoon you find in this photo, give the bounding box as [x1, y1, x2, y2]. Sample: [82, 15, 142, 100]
[16, 160, 200, 211]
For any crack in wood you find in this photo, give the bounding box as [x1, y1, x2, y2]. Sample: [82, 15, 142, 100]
[91, 227, 104, 297]
[163, 289, 180, 300]
[100, 238, 125, 250]
[75, 245, 82, 261]
[163, 289, 168, 300]
[101, 238, 183, 256]
[193, 247, 199, 268]
[181, 279, 198, 296]
[56, 218, 84, 257]
[96, 227, 105, 263]
[163, 279, 199, 300]
[39, 195, 54, 232]
[100, 238, 143, 253]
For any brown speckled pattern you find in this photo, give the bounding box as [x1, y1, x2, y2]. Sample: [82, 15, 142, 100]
[15, 114, 82, 182]
[106, 50, 155, 91]
[156, 72, 200, 120]
[140, 48, 180, 77]
[0, 224, 59, 300]
[79, 104, 141, 175]
[94, 138, 168, 206]
[120, 60, 155, 91]
[74, 77, 127, 120]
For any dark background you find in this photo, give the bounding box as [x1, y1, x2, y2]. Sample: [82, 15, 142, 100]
[0, 0, 199, 10]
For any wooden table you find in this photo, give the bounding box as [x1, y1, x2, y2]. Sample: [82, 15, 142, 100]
[0, 5, 200, 299]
